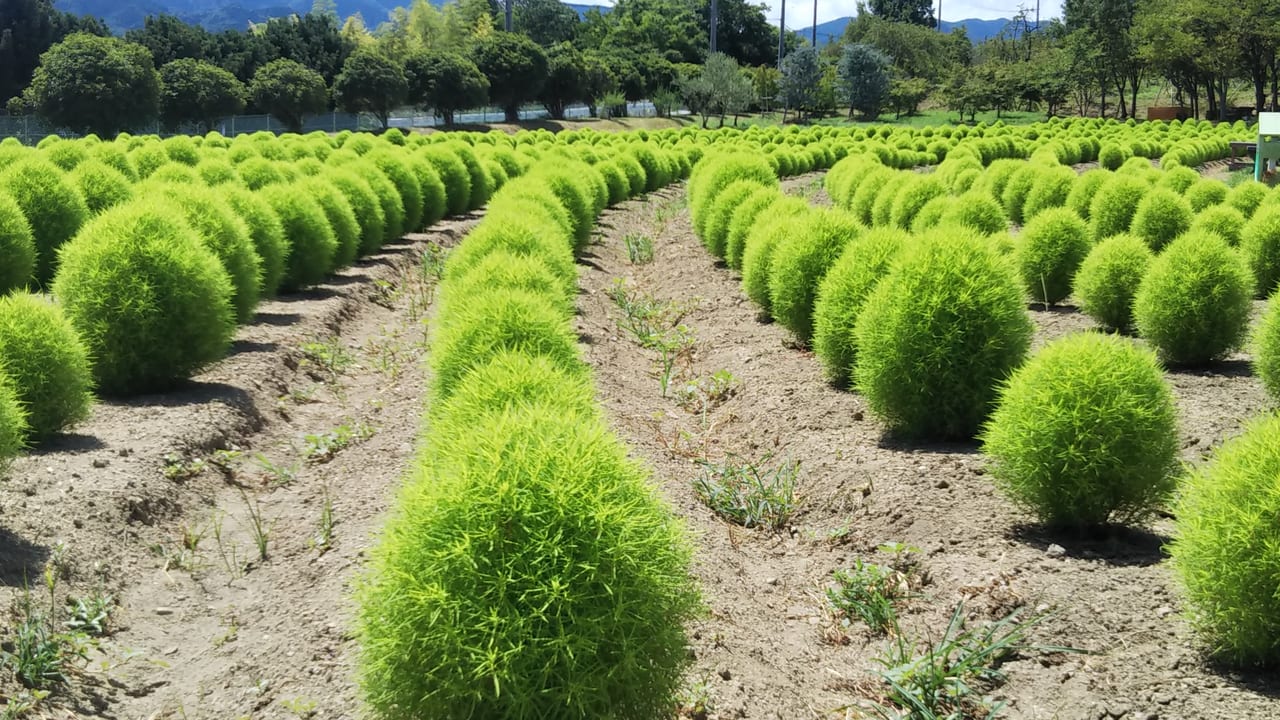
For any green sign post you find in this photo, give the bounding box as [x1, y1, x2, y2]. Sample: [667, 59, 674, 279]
[1258, 113, 1280, 182]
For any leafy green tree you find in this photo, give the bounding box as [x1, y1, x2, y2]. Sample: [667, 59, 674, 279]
[405, 50, 489, 125]
[515, 0, 580, 46]
[539, 42, 588, 119]
[159, 58, 247, 132]
[679, 52, 752, 126]
[249, 59, 328, 133]
[580, 49, 619, 114]
[837, 43, 891, 118]
[887, 76, 929, 117]
[471, 31, 549, 122]
[868, 0, 936, 27]
[262, 11, 353, 85]
[779, 47, 822, 119]
[696, 0, 780, 67]
[333, 47, 409, 130]
[206, 28, 274, 84]
[842, 12, 951, 83]
[608, 0, 705, 64]
[0, 0, 108, 107]
[123, 14, 212, 67]
[751, 64, 781, 110]
[24, 33, 160, 136]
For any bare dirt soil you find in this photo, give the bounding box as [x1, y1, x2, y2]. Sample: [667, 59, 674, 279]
[577, 177, 1280, 720]
[4, 171, 1279, 720]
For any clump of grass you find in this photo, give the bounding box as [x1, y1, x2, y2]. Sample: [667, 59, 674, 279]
[693, 453, 799, 530]
[624, 233, 655, 264]
[827, 560, 910, 635]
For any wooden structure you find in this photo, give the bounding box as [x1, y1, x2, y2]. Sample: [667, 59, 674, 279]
[1258, 113, 1280, 181]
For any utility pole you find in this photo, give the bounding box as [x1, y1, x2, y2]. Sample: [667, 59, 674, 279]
[937, 0, 942, 30]
[777, 0, 786, 68]
[811, 0, 816, 48]
[1035, 0, 1040, 31]
[505, 0, 512, 32]
[711, 0, 718, 54]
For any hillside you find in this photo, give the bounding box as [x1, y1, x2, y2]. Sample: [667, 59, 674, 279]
[799, 16, 1014, 46]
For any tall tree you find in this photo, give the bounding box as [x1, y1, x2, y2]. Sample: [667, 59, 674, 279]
[837, 43, 891, 118]
[24, 33, 160, 136]
[696, 0, 779, 67]
[515, 0, 580, 46]
[124, 14, 212, 67]
[262, 11, 353, 85]
[779, 47, 822, 119]
[333, 47, 408, 130]
[470, 31, 549, 122]
[159, 58, 247, 131]
[679, 52, 751, 126]
[539, 42, 588, 119]
[249, 58, 328, 133]
[0, 0, 107, 106]
[868, 0, 936, 27]
[405, 49, 489, 124]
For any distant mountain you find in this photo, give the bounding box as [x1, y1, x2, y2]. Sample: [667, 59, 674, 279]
[798, 16, 1015, 47]
[54, 0, 609, 31]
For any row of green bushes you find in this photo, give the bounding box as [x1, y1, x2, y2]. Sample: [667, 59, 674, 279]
[356, 141, 703, 718]
[689, 135, 1280, 669]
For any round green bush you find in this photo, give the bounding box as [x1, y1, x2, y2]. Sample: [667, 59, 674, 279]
[855, 228, 1033, 440]
[688, 155, 777, 239]
[1156, 165, 1199, 194]
[236, 157, 285, 189]
[300, 178, 361, 270]
[1073, 234, 1152, 332]
[149, 164, 202, 186]
[369, 152, 425, 234]
[598, 162, 629, 206]
[1133, 230, 1253, 365]
[812, 227, 907, 387]
[43, 141, 88, 172]
[1015, 207, 1091, 305]
[68, 160, 133, 216]
[405, 155, 449, 229]
[357, 404, 699, 720]
[444, 217, 577, 300]
[1021, 166, 1076, 222]
[196, 158, 240, 186]
[222, 187, 288, 298]
[614, 154, 646, 197]
[0, 292, 94, 438]
[154, 184, 262, 324]
[260, 185, 338, 292]
[1185, 178, 1228, 212]
[421, 148, 473, 217]
[328, 170, 387, 257]
[431, 288, 581, 402]
[910, 196, 956, 233]
[1088, 174, 1149, 240]
[0, 368, 26, 468]
[1170, 413, 1280, 667]
[848, 166, 895, 225]
[704, 179, 770, 258]
[485, 195, 575, 250]
[427, 349, 595, 430]
[1129, 187, 1193, 251]
[741, 200, 811, 315]
[130, 144, 171, 178]
[350, 162, 406, 244]
[51, 199, 235, 395]
[0, 192, 36, 294]
[767, 209, 862, 343]
[1254, 296, 1280, 402]
[1189, 204, 1246, 247]
[889, 176, 945, 230]
[726, 187, 783, 270]
[0, 158, 90, 288]
[1241, 205, 1280, 297]
[1065, 169, 1109, 220]
[1098, 143, 1131, 171]
[870, 173, 912, 227]
[444, 249, 575, 318]
[449, 143, 493, 212]
[982, 332, 1178, 528]
[939, 192, 1009, 235]
[529, 172, 595, 253]
[1227, 180, 1269, 219]
[1000, 165, 1042, 225]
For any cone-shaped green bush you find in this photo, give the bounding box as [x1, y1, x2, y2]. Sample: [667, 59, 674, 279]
[222, 187, 289, 298]
[69, 160, 133, 216]
[369, 152, 425, 234]
[444, 249, 575, 319]
[1065, 169, 1109, 220]
[812, 227, 907, 387]
[855, 228, 1033, 440]
[1241, 205, 1280, 297]
[0, 158, 89, 287]
[0, 192, 36, 294]
[1134, 231, 1253, 365]
[406, 155, 449, 229]
[431, 289, 581, 402]
[704, 179, 770, 258]
[1254, 296, 1280, 402]
[52, 200, 235, 395]
[1227, 180, 1269, 219]
[351, 162, 406, 244]
[154, 184, 262, 324]
[357, 405, 699, 720]
[1073, 234, 1152, 331]
[426, 349, 595, 430]
[768, 209, 862, 343]
[940, 192, 1009, 235]
[1129, 188, 1193, 251]
[982, 333, 1178, 528]
[328, 170, 387, 257]
[1089, 175, 1149, 240]
[300, 178, 361, 270]
[1185, 178, 1228, 212]
[741, 200, 810, 315]
[1171, 413, 1280, 667]
[1015, 207, 1091, 306]
[726, 187, 782, 270]
[1189, 204, 1245, 247]
[0, 369, 26, 468]
[260, 185, 337, 292]
[0, 292, 94, 438]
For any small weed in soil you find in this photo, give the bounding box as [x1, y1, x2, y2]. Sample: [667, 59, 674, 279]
[861, 604, 1074, 719]
[607, 279, 693, 349]
[676, 369, 740, 415]
[828, 560, 910, 635]
[240, 490, 272, 562]
[2, 566, 101, 691]
[313, 483, 335, 554]
[254, 453, 299, 487]
[303, 421, 374, 463]
[676, 674, 714, 719]
[162, 452, 206, 482]
[300, 337, 355, 379]
[623, 233, 655, 264]
[693, 454, 799, 530]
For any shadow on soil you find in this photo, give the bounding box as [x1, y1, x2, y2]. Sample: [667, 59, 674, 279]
[26, 433, 107, 456]
[0, 529, 50, 587]
[1007, 523, 1169, 567]
[230, 340, 279, 356]
[251, 312, 302, 327]
[1165, 358, 1255, 379]
[116, 381, 262, 418]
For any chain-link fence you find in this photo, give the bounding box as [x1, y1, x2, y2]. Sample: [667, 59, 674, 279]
[0, 101, 669, 144]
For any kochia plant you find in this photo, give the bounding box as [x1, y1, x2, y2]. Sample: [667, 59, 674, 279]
[0, 158, 89, 287]
[982, 333, 1178, 528]
[1015, 207, 1091, 306]
[1072, 234, 1152, 332]
[1241, 205, 1280, 297]
[0, 293, 94, 438]
[0, 191, 36, 294]
[1128, 188, 1192, 251]
[0, 369, 26, 468]
[767, 209, 863, 343]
